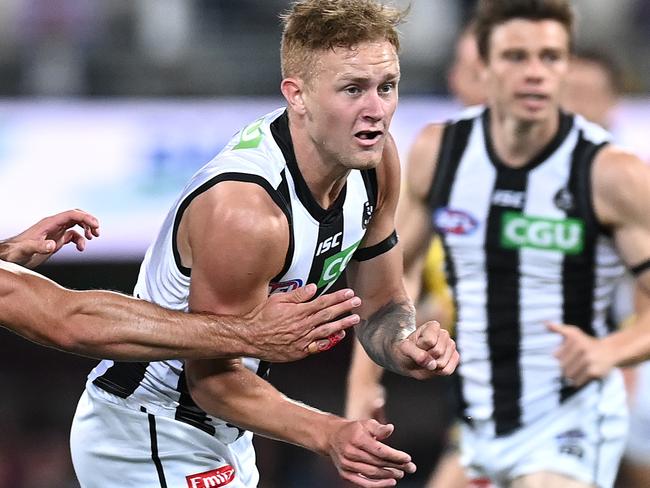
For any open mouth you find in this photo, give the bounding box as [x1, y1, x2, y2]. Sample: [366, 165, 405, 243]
[355, 130, 383, 141]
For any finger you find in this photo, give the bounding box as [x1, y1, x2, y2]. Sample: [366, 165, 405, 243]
[284, 283, 318, 304]
[339, 460, 405, 481]
[365, 419, 393, 440]
[414, 321, 442, 350]
[82, 223, 97, 240]
[307, 329, 348, 354]
[339, 470, 398, 488]
[306, 313, 360, 342]
[31, 239, 56, 255]
[426, 330, 453, 360]
[437, 350, 460, 375]
[430, 335, 455, 366]
[399, 340, 437, 371]
[305, 288, 358, 315]
[346, 445, 417, 473]
[547, 322, 569, 338]
[310, 296, 362, 327]
[62, 230, 86, 252]
[51, 209, 100, 231]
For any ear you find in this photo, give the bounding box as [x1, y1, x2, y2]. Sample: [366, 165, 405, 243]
[281, 77, 307, 115]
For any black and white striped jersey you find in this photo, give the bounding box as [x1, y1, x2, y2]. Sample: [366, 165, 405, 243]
[87, 108, 378, 442]
[428, 107, 625, 436]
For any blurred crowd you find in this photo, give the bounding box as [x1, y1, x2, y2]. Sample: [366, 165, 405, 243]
[0, 0, 648, 97]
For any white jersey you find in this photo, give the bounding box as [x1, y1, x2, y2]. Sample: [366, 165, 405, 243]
[85, 108, 378, 442]
[428, 107, 625, 436]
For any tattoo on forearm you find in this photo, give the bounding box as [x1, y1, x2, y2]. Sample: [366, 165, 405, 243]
[357, 299, 415, 374]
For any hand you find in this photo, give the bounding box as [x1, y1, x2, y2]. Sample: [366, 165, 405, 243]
[246, 284, 362, 362]
[547, 322, 616, 387]
[345, 382, 387, 424]
[0, 209, 100, 268]
[327, 418, 416, 487]
[393, 320, 459, 380]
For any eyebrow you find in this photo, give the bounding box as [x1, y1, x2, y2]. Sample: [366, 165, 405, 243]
[337, 72, 400, 84]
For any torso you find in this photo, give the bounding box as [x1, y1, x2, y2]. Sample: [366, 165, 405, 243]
[428, 107, 624, 435]
[86, 108, 378, 442]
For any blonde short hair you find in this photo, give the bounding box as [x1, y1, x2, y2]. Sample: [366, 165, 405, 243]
[280, 0, 405, 81]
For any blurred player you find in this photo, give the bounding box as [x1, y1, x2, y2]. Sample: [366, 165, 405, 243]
[70, 1, 458, 487]
[354, 0, 650, 486]
[1, 209, 362, 362]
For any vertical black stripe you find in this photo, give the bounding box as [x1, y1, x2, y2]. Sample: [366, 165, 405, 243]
[427, 117, 474, 421]
[93, 362, 149, 398]
[486, 169, 527, 435]
[560, 133, 608, 401]
[360, 168, 378, 211]
[174, 371, 217, 436]
[271, 169, 295, 282]
[306, 211, 346, 295]
[427, 119, 474, 209]
[141, 407, 168, 488]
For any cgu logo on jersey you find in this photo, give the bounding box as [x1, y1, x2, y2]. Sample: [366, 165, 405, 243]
[434, 207, 479, 235]
[268, 278, 303, 295]
[316, 232, 343, 257]
[233, 118, 265, 150]
[317, 240, 361, 288]
[501, 212, 584, 254]
[186, 465, 235, 488]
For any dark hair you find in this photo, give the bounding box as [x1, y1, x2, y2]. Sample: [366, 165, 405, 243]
[474, 0, 575, 61]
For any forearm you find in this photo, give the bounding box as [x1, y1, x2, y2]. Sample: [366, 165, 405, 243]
[356, 298, 416, 374]
[345, 339, 385, 419]
[0, 262, 254, 360]
[348, 338, 384, 388]
[188, 361, 341, 455]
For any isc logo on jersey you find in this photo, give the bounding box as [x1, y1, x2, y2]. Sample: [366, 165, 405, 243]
[501, 212, 584, 254]
[317, 240, 361, 288]
[316, 232, 342, 257]
[186, 465, 235, 487]
[434, 208, 479, 235]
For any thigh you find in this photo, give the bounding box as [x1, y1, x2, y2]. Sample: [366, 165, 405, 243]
[510, 471, 594, 488]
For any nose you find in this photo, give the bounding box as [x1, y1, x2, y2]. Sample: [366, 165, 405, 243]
[362, 91, 386, 121]
[524, 57, 546, 83]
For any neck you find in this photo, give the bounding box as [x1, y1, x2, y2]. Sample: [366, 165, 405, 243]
[288, 114, 349, 209]
[489, 108, 559, 169]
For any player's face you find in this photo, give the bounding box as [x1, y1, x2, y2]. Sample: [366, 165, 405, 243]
[302, 40, 400, 170]
[483, 19, 570, 123]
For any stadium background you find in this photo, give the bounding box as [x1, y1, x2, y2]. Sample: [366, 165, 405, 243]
[0, 1, 648, 486]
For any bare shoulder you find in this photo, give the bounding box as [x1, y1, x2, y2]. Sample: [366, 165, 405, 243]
[405, 123, 446, 201]
[182, 180, 290, 281]
[593, 145, 650, 227]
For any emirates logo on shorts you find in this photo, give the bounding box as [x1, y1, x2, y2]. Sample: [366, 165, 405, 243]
[186, 466, 235, 487]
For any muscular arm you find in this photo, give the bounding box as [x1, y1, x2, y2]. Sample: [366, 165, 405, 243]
[182, 181, 413, 486]
[347, 132, 457, 379]
[0, 258, 358, 361]
[593, 147, 650, 365]
[551, 147, 650, 384]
